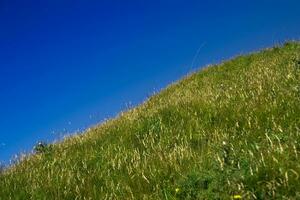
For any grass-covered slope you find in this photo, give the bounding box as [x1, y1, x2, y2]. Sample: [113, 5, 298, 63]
[1, 42, 300, 199]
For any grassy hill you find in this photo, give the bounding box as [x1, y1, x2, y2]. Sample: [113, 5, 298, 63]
[1, 42, 300, 199]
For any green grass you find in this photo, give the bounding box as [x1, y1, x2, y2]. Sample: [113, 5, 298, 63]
[1, 42, 300, 199]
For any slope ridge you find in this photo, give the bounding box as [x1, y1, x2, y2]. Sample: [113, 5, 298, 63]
[1, 42, 300, 199]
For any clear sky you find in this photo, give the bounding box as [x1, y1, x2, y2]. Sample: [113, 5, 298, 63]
[0, 0, 300, 164]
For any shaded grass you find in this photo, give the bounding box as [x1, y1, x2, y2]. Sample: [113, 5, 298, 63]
[0, 42, 299, 199]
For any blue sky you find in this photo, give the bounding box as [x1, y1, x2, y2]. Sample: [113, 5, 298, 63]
[0, 0, 300, 164]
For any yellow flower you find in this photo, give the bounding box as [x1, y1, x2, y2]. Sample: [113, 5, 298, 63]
[175, 188, 180, 193]
[233, 194, 242, 199]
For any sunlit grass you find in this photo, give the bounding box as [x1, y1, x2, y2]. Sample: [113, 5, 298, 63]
[0, 42, 299, 199]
